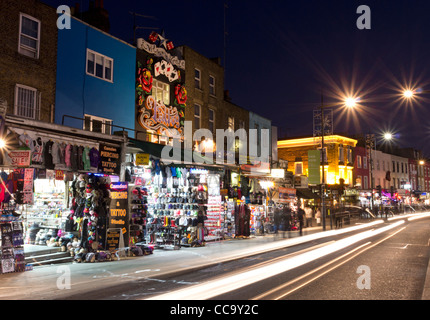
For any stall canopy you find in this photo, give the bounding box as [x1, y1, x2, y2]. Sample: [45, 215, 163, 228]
[296, 188, 319, 199]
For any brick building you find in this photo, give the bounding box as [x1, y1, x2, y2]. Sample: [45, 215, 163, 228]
[179, 45, 225, 144]
[0, 0, 57, 123]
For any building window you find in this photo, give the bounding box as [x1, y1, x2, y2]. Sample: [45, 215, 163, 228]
[228, 116, 234, 131]
[338, 144, 344, 162]
[19, 13, 40, 59]
[86, 49, 113, 82]
[209, 75, 215, 95]
[208, 108, 215, 133]
[194, 104, 201, 130]
[363, 176, 368, 189]
[14, 84, 40, 120]
[295, 162, 303, 175]
[347, 146, 353, 164]
[357, 155, 362, 168]
[84, 114, 112, 134]
[363, 157, 367, 169]
[194, 68, 201, 89]
[356, 176, 362, 189]
[152, 79, 170, 105]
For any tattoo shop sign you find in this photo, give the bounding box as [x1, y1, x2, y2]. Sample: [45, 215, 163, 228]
[99, 144, 121, 175]
[108, 182, 129, 247]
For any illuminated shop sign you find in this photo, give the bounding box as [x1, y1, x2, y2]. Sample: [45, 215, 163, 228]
[136, 33, 187, 137]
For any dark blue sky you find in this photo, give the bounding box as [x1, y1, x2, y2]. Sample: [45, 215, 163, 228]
[43, 0, 430, 156]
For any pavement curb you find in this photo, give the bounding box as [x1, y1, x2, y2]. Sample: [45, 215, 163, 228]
[421, 252, 430, 300]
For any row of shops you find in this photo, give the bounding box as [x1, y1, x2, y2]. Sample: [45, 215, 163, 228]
[0, 116, 314, 273]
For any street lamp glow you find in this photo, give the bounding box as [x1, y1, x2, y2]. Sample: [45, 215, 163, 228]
[344, 97, 357, 108]
[383, 132, 393, 141]
[403, 89, 414, 98]
[0, 139, 5, 149]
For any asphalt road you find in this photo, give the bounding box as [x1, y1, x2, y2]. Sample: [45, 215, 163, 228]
[141, 217, 430, 301]
[2, 215, 429, 302]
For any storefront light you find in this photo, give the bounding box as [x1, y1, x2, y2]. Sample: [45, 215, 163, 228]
[260, 180, 274, 189]
[270, 169, 285, 178]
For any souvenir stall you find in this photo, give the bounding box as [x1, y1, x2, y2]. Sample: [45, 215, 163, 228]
[0, 213, 25, 273]
[124, 146, 225, 249]
[0, 121, 130, 263]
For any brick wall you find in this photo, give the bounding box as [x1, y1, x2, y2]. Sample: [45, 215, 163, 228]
[0, 0, 57, 122]
[181, 45, 225, 137]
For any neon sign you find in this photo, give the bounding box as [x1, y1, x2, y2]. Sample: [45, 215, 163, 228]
[136, 32, 186, 137]
[138, 95, 181, 134]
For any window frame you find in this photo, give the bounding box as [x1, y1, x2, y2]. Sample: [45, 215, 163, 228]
[208, 108, 215, 133]
[18, 13, 41, 59]
[209, 75, 216, 95]
[228, 116, 234, 131]
[84, 114, 113, 135]
[86, 49, 114, 83]
[152, 79, 170, 105]
[194, 68, 201, 89]
[194, 104, 201, 130]
[14, 84, 40, 120]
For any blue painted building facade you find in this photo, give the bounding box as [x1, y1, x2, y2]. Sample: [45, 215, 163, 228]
[55, 16, 136, 136]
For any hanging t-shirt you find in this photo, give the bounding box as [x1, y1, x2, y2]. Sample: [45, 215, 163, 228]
[77, 146, 84, 170]
[58, 142, 66, 165]
[89, 147, 100, 168]
[19, 133, 33, 150]
[83, 146, 91, 171]
[51, 142, 60, 165]
[44, 140, 54, 169]
[65, 144, 72, 168]
[70, 145, 78, 171]
[32, 137, 44, 165]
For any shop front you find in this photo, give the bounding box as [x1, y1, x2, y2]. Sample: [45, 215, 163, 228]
[0, 116, 129, 267]
[126, 139, 227, 249]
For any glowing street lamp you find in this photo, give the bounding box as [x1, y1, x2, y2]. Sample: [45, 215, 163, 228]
[403, 89, 414, 99]
[319, 92, 359, 231]
[344, 97, 358, 108]
[383, 132, 393, 141]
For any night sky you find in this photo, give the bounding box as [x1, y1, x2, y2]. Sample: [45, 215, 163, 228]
[42, 0, 430, 156]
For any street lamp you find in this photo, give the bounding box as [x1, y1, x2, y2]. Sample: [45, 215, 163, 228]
[403, 89, 414, 98]
[383, 132, 393, 141]
[319, 93, 358, 231]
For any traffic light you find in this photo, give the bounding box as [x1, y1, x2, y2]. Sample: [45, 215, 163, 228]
[376, 185, 382, 196]
[339, 178, 345, 194]
[390, 186, 394, 197]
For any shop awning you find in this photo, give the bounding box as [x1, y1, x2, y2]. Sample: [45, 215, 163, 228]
[296, 188, 319, 199]
[128, 138, 221, 170]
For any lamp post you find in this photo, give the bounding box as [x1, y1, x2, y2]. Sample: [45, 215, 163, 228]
[365, 134, 376, 212]
[318, 92, 357, 231]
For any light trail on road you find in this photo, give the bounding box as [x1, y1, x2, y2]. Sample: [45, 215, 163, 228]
[146, 220, 405, 300]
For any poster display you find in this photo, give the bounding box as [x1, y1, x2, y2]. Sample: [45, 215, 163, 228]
[206, 195, 222, 240]
[0, 221, 25, 274]
[308, 150, 321, 185]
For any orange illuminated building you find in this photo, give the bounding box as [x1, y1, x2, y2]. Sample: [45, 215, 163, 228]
[277, 135, 358, 186]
